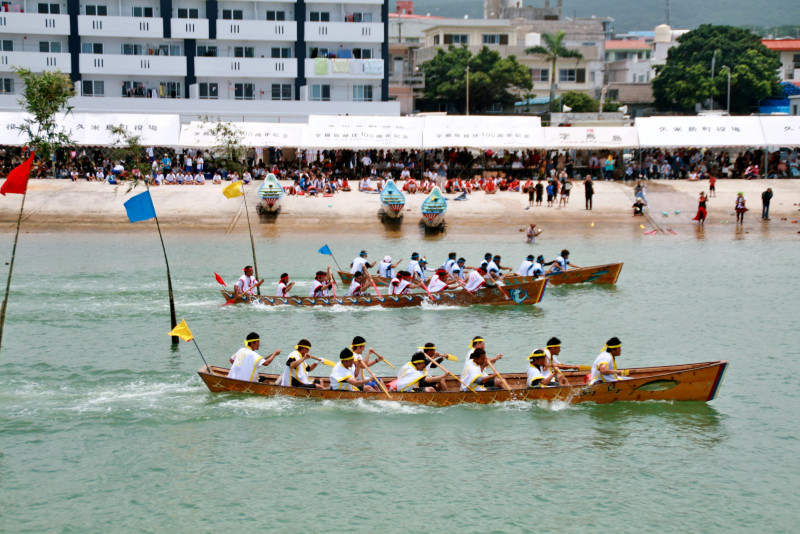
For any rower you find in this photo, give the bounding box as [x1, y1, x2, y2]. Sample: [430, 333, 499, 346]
[459, 348, 508, 391]
[234, 265, 263, 298]
[489, 255, 512, 277]
[450, 257, 471, 280]
[389, 271, 418, 295]
[548, 249, 581, 274]
[545, 337, 581, 374]
[227, 332, 281, 382]
[464, 266, 494, 292]
[396, 343, 448, 392]
[329, 347, 378, 392]
[479, 252, 493, 271]
[347, 272, 367, 296]
[379, 255, 402, 278]
[276, 273, 295, 297]
[527, 349, 559, 387]
[428, 268, 457, 292]
[411, 256, 431, 283]
[277, 339, 323, 389]
[442, 252, 458, 273]
[310, 270, 333, 297]
[350, 335, 384, 381]
[588, 337, 630, 385]
[407, 252, 421, 279]
[350, 250, 376, 275]
[518, 254, 536, 276]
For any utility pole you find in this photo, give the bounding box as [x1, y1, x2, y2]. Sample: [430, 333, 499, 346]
[466, 65, 470, 115]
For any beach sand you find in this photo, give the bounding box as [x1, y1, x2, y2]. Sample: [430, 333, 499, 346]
[1, 178, 798, 239]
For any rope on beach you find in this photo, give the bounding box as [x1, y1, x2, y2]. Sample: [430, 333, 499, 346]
[225, 201, 246, 235]
[615, 182, 667, 235]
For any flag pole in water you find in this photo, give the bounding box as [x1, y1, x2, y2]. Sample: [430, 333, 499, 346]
[318, 244, 342, 271]
[168, 319, 211, 372]
[0, 152, 34, 356]
[224, 181, 260, 295]
[124, 187, 179, 345]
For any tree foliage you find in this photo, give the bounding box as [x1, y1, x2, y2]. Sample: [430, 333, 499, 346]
[200, 116, 246, 173]
[560, 91, 599, 112]
[420, 46, 532, 114]
[652, 25, 781, 113]
[111, 126, 152, 191]
[525, 31, 583, 112]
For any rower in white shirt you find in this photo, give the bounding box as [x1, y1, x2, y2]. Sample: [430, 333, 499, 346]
[588, 337, 629, 385]
[378, 256, 402, 278]
[227, 332, 281, 382]
[411, 257, 431, 283]
[329, 348, 378, 392]
[347, 272, 366, 296]
[350, 250, 376, 275]
[389, 271, 417, 295]
[310, 270, 333, 297]
[276, 273, 294, 297]
[396, 344, 448, 392]
[548, 249, 581, 274]
[459, 348, 507, 392]
[427, 268, 457, 292]
[464, 266, 494, 292]
[277, 339, 324, 389]
[441, 252, 458, 273]
[526, 349, 558, 387]
[234, 265, 263, 298]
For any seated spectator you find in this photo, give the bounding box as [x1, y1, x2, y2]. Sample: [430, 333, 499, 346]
[632, 198, 646, 216]
[359, 177, 372, 191]
[195, 173, 205, 185]
[212, 171, 222, 184]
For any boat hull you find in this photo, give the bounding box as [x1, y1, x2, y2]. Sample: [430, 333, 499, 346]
[220, 279, 547, 307]
[421, 212, 445, 227]
[257, 197, 282, 214]
[198, 360, 729, 406]
[506, 262, 623, 286]
[380, 203, 405, 219]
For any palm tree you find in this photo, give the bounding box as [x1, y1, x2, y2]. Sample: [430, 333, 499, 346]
[525, 31, 583, 111]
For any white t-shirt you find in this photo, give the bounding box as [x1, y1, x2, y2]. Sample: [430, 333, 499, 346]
[527, 363, 553, 387]
[236, 275, 258, 294]
[347, 279, 363, 296]
[518, 260, 534, 276]
[227, 348, 265, 382]
[278, 350, 312, 386]
[277, 281, 290, 297]
[589, 351, 619, 384]
[397, 361, 426, 392]
[378, 261, 394, 278]
[330, 362, 357, 391]
[428, 275, 448, 292]
[351, 256, 368, 275]
[389, 278, 411, 295]
[553, 256, 569, 272]
[310, 279, 330, 297]
[464, 271, 486, 292]
[460, 359, 488, 392]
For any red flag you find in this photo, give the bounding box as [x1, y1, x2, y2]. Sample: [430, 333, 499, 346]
[1, 153, 34, 196]
[214, 272, 226, 286]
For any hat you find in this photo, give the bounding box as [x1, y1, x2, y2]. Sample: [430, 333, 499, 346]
[384, 256, 391, 262]
[420, 257, 428, 264]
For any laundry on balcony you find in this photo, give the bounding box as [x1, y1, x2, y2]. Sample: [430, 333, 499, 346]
[349, 59, 364, 74]
[332, 59, 350, 73]
[314, 57, 328, 75]
[364, 59, 383, 74]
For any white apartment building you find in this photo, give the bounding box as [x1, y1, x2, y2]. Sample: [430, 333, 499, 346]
[0, 0, 398, 120]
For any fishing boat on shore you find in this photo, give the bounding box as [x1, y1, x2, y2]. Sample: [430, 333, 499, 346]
[256, 173, 284, 216]
[197, 360, 729, 406]
[220, 278, 547, 307]
[421, 186, 447, 228]
[379, 179, 405, 220]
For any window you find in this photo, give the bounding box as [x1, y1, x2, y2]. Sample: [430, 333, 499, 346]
[132, 6, 154, 17]
[176, 8, 199, 19]
[271, 83, 292, 101]
[221, 9, 243, 20]
[559, 68, 585, 83]
[443, 34, 468, 45]
[234, 83, 255, 100]
[482, 34, 508, 45]
[270, 47, 292, 59]
[85, 5, 107, 15]
[159, 81, 181, 98]
[309, 47, 328, 58]
[157, 44, 181, 56]
[530, 68, 548, 82]
[82, 80, 104, 97]
[37, 3, 59, 14]
[353, 48, 372, 59]
[199, 82, 218, 99]
[346, 12, 372, 22]
[81, 42, 103, 54]
[0, 78, 13, 94]
[39, 42, 62, 53]
[1, 40, 13, 52]
[265, 10, 285, 21]
[234, 46, 254, 58]
[311, 84, 330, 101]
[309, 11, 329, 22]
[122, 81, 146, 97]
[122, 43, 143, 55]
[793, 54, 800, 69]
[433, 35, 439, 45]
[196, 45, 217, 57]
[352, 85, 373, 102]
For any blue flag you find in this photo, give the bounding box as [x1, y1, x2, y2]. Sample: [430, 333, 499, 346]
[124, 191, 157, 223]
[318, 244, 332, 255]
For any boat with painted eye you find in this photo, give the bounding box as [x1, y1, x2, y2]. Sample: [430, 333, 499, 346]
[421, 186, 447, 228]
[197, 360, 729, 406]
[220, 278, 547, 307]
[256, 173, 285, 215]
[379, 179, 405, 219]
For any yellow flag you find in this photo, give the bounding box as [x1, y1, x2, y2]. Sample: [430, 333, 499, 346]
[222, 181, 243, 199]
[168, 318, 194, 342]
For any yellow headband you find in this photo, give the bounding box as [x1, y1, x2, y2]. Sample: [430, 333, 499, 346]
[351, 342, 366, 348]
[417, 346, 436, 351]
[528, 351, 546, 359]
[470, 338, 484, 348]
[296, 344, 310, 350]
[246, 338, 259, 346]
[604, 344, 621, 350]
[546, 344, 561, 348]
[341, 354, 355, 361]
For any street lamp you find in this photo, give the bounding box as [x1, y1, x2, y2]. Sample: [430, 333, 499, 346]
[721, 65, 731, 114]
[710, 48, 719, 110]
[465, 65, 470, 116]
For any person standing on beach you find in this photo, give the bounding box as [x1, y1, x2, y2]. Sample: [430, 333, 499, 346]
[735, 192, 747, 225]
[235, 266, 263, 298]
[693, 192, 708, 225]
[535, 178, 544, 206]
[584, 175, 594, 210]
[761, 188, 773, 220]
[708, 174, 716, 197]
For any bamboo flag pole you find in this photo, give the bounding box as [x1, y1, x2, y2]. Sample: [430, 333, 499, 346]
[0, 192, 27, 355]
[154, 212, 179, 346]
[240, 182, 261, 295]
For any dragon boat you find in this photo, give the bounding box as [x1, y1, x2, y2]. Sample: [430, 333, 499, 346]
[198, 360, 729, 406]
[421, 186, 447, 228]
[256, 173, 284, 215]
[379, 179, 405, 219]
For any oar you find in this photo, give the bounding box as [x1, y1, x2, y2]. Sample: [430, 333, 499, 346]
[369, 349, 395, 370]
[493, 275, 511, 301]
[364, 267, 383, 297]
[307, 354, 336, 367]
[485, 358, 512, 391]
[452, 275, 480, 302]
[327, 266, 337, 298]
[424, 354, 477, 393]
[363, 364, 391, 400]
[417, 277, 436, 300]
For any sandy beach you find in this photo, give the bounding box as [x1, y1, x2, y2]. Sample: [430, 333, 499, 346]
[1, 178, 798, 238]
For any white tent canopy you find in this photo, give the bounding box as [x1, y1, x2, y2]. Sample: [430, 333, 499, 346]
[179, 121, 304, 148]
[301, 115, 424, 149]
[635, 116, 766, 148]
[422, 115, 544, 149]
[544, 126, 639, 149]
[758, 116, 800, 147]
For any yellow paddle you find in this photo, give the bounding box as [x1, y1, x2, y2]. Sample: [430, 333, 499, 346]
[307, 355, 336, 367]
[363, 364, 391, 400]
[369, 349, 395, 369]
[486, 358, 512, 391]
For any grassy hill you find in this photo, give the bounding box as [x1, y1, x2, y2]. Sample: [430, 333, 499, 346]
[399, 0, 800, 34]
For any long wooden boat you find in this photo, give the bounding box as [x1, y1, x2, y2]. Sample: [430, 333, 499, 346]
[198, 360, 729, 406]
[336, 262, 622, 288]
[220, 278, 547, 307]
[379, 179, 405, 219]
[256, 173, 284, 215]
[421, 186, 447, 228]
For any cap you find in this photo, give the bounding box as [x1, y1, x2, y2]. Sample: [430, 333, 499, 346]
[384, 256, 391, 262]
[420, 257, 428, 264]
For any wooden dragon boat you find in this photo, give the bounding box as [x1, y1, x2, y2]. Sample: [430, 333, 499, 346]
[336, 262, 623, 287]
[421, 186, 447, 228]
[198, 360, 729, 406]
[379, 179, 405, 219]
[220, 278, 547, 307]
[256, 173, 284, 215]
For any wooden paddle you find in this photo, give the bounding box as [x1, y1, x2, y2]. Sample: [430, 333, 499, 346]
[452, 275, 480, 302]
[307, 354, 335, 367]
[364, 267, 383, 297]
[369, 349, 395, 369]
[424, 354, 477, 393]
[417, 277, 436, 300]
[486, 357, 512, 391]
[363, 364, 391, 399]
[327, 266, 337, 298]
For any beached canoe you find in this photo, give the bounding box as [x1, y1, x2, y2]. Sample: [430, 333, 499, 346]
[198, 360, 729, 406]
[256, 173, 284, 214]
[220, 278, 547, 307]
[380, 179, 405, 219]
[421, 186, 447, 228]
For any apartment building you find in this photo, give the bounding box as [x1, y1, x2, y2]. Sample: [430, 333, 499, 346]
[0, 0, 397, 119]
[761, 39, 800, 82]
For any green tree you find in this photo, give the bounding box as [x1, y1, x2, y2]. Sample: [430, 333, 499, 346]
[13, 68, 76, 177]
[525, 31, 583, 112]
[560, 91, 599, 112]
[420, 46, 532, 114]
[200, 116, 246, 173]
[111, 125, 152, 189]
[652, 25, 781, 114]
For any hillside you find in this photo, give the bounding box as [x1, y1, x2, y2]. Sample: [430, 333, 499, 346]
[399, 0, 800, 34]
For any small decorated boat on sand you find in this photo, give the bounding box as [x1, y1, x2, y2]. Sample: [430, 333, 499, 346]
[220, 278, 547, 307]
[256, 173, 284, 215]
[421, 186, 447, 228]
[198, 360, 729, 406]
[379, 179, 405, 219]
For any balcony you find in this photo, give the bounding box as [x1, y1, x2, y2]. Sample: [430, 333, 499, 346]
[0, 51, 71, 73]
[310, 0, 382, 3]
[305, 58, 383, 79]
[79, 54, 186, 76]
[0, 12, 70, 35]
[195, 57, 297, 78]
[389, 71, 424, 88]
[171, 18, 209, 39]
[78, 16, 163, 39]
[305, 22, 383, 43]
[216, 20, 296, 41]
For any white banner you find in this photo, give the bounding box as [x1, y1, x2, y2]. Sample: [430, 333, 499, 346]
[758, 116, 800, 147]
[301, 115, 424, 149]
[180, 121, 305, 148]
[635, 116, 765, 148]
[544, 126, 639, 149]
[422, 115, 544, 149]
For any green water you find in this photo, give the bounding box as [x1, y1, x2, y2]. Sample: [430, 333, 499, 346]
[0, 229, 797, 532]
